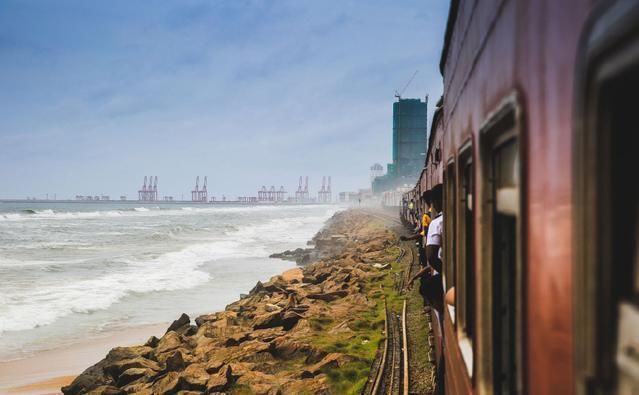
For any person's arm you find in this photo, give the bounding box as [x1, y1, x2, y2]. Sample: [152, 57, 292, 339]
[406, 265, 433, 289]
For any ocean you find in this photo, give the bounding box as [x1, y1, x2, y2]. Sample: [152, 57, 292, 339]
[0, 202, 341, 362]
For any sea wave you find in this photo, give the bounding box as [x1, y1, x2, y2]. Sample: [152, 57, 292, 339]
[0, 238, 250, 333]
[0, 204, 304, 222]
[0, 205, 342, 334]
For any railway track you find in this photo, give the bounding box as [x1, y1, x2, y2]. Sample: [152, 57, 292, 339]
[363, 299, 409, 395]
[361, 208, 419, 395]
[363, 247, 414, 395]
[360, 208, 403, 226]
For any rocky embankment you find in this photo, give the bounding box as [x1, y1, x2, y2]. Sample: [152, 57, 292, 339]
[62, 210, 399, 395]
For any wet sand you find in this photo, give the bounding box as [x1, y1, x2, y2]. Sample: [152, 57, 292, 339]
[0, 323, 167, 395]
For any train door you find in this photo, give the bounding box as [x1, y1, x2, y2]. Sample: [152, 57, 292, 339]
[575, 2, 639, 393]
[480, 101, 523, 395]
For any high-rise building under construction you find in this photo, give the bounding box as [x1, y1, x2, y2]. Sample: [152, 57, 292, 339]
[392, 98, 427, 178]
[372, 97, 427, 193]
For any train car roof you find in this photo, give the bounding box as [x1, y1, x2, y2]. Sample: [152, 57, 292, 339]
[439, 0, 460, 74]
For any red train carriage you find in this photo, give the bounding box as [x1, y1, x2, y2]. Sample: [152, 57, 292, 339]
[405, 0, 639, 393]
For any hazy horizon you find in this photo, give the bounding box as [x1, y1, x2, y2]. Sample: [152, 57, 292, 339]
[0, 1, 449, 199]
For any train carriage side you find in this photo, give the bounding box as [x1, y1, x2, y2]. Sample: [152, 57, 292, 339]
[434, 0, 595, 394]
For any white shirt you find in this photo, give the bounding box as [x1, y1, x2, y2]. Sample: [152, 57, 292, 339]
[426, 213, 443, 260]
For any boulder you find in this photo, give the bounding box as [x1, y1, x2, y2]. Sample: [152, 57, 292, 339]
[305, 290, 348, 302]
[86, 386, 125, 395]
[164, 350, 186, 372]
[264, 303, 281, 313]
[252, 310, 283, 330]
[115, 367, 150, 387]
[151, 372, 180, 395]
[206, 364, 232, 392]
[194, 313, 217, 327]
[281, 310, 304, 330]
[205, 360, 225, 374]
[105, 357, 161, 380]
[144, 336, 160, 348]
[178, 363, 209, 390]
[166, 313, 190, 334]
[156, 331, 183, 354]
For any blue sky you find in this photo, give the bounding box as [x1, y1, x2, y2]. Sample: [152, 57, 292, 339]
[0, 0, 449, 199]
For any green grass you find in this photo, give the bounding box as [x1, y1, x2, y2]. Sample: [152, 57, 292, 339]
[305, 242, 412, 394]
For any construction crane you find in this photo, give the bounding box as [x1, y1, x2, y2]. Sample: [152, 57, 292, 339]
[394, 70, 419, 100]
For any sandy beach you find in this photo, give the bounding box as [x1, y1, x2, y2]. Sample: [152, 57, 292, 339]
[0, 324, 167, 395]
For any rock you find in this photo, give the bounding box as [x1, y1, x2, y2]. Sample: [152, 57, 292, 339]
[105, 357, 161, 381]
[264, 303, 281, 312]
[115, 367, 150, 387]
[281, 310, 304, 330]
[305, 290, 348, 302]
[194, 313, 217, 327]
[86, 386, 125, 395]
[252, 310, 283, 330]
[62, 347, 153, 394]
[206, 374, 229, 392]
[300, 370, 315, 379]
[156, 331, 183, 354]
[328, 320, 353, 334]
[250, 281, 265, 295]
[205, 364, 232, 392]
[165, 350, 186, 372]
[205, 360, 224, 374]
[224, 331, 251, 346]
[144, 336, 160, 348]
[307, 353, 354, 375]
[302, 274, 318, 284]
[166, 313, 190, 334]
[178, 363, 209, 390]
[152, 372, 180, 395]
[304, 348, 328, 364]
[157, 347, 191, 366]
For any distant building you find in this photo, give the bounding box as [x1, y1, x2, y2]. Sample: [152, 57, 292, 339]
[393, 98, 427, 178]
[372, 97, 427, 193]
[370, 163, 384, 183]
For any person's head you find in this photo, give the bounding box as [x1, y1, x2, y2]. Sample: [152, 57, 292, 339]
[421, 190, 432, 209]
[431, 184, 443, 213]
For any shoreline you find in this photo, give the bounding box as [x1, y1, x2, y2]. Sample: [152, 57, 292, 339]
[0, 210, 341, 394]
[0, 323, 168, 394]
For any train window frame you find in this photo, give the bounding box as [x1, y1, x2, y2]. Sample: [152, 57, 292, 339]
[478, 94, 525, 395]
[457, 140, 475, 378]
[444, 158, 457, 326]
[574, 2, 639, 393]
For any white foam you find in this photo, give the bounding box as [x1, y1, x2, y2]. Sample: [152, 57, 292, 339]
[0, 205, 343, 335]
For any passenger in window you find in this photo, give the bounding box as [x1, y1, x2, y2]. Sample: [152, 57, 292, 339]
[407, 185, 444, 315]
[401, 191, 432, 269]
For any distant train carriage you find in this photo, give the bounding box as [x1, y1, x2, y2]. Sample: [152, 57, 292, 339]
[404, 0, 639, 394]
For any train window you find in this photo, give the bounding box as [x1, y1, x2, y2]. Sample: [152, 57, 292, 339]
[480, 100, 523, 395]
[492, 137, 519, 395]
[574, 2, 639, 394]
[444, 160, 457, 324]
[457, 144, 474, 377]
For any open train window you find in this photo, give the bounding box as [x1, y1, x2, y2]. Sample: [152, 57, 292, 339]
[444, 160, 457, 325]
[457, 142, 475, 377]
[574, 2, 639, 393]
[480, 98, 524, 395]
